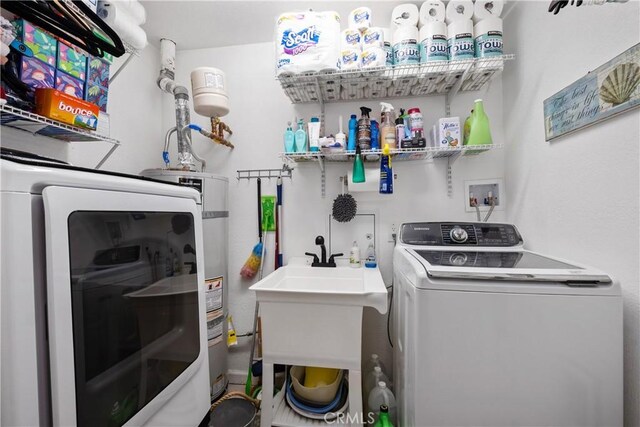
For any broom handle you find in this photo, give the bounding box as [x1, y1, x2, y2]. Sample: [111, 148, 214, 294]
[257, 178, 262, 243]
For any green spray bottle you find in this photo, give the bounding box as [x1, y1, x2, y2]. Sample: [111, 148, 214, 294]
[352, 145, 366, 183]
[466, 99, 492, 147]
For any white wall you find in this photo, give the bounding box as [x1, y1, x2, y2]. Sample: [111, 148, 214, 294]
[173, 41, 507, 378]
[502, 2, 640, 426]
[1, 45, 163, 172]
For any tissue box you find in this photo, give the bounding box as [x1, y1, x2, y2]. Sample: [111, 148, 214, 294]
[85, 82, 109, 112]
[13, 19, 57, 66]
[87, 56, 110, 88]
[437, 117, 461, 148]
[56, 71, 84, 99]
[57, 43, 87, 80]
[20, 56, 55, 89]
[35, 88, 99, 130]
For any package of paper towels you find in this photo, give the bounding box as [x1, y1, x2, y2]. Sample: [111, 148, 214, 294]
[275, 11, 341, 76]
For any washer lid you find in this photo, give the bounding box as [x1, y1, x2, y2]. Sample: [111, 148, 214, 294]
[408, 248, 613, 286]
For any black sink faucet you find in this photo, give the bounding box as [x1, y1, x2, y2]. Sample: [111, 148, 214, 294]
[316, 235, 327, 264]
[305, 235, 343, 267]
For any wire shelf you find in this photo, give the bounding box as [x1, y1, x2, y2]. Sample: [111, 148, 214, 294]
[0, 104, 120, 144]
[277, 55, 514, 104]
[281, 144, 501, 163]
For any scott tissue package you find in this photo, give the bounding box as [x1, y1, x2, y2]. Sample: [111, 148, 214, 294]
[275, 11, 340, 76]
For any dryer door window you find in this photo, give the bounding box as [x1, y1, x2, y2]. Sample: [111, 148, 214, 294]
[68, 211, 199, 427]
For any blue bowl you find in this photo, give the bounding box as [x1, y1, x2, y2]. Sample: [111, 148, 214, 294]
[286, 375, 345, 414]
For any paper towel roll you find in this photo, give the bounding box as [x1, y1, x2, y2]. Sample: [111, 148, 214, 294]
[382, 27, 393, 66]
[419, 21, 448, 63]
[349, 7, 372, 31]
[473, 0, 505, 22]
[363, 27, 385, 49]
[348, 168, 380, 192]
[339, 49, 361, 71]
[362, 47, 387, 69]
[419, 0, 446, 27]
[97, 1, 148, 49]
[474, 17, 503, 58]
[341, 29, 362, 51]
[447, 19, 474, 61]
[275, 11, 341, 76]
[391, 4, 419, 29]
[117, 0, 146, 25]
[393, 25, 420, 66]
[445, 0, 474, 24]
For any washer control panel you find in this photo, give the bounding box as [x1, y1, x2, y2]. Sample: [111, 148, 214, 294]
[400, 222, 523, 247]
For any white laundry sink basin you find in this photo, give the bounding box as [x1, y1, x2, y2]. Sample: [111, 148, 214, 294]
[250, 258, 388, 313]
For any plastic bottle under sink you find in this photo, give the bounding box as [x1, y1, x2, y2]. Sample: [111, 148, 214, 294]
[364, 366, 391, 402]
[368, 381, 397, 425]
[365, 353, 388, 375]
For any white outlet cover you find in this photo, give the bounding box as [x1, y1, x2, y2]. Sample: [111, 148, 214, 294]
[464, 178, 505, 213]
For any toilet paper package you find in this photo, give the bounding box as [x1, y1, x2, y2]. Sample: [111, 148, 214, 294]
[419, 21, 448, 63]
[474, 17, 503, 57]
[362, 47, 387, 69]
[393, 25, 420, 66]
[391, 4, 419, 29]
[447, 19, 474, 61]
[339, 49, 361, 71]
[419, 0, 446, 28]
[382, 27, 393, 66]
[349, 7, 372, 31]
[363, 27, 385, 49]
[445, 0, 474, 23]
[473, 0, 505, 22]
[341, 28, 362, 51]
[275, 11, 341, 76]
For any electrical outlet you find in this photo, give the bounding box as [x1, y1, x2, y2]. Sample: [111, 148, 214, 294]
[328, 213, 376, 257]
[464, 178, 505, 213]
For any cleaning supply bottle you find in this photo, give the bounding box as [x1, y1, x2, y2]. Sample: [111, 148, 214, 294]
[294, 118, 307, 152]
[348, 114, 358, 151]
[371, 119, 380, 150]
[336, 115, 346, 149]
[368, 382, 397, 425]
[352, 145, 366, 183]
[379, 143, 393, 194]
[466, 99, 492, 146]
[395, 113, 405, 148]
[365, 242, 377, 268]
[349, 241, 361, 268]
[357, 106, 372, 150]
[308, 117, 321, 152]
[284, 121, 295, 153]
[380, 102, 396, 149]
[463, 111, 473, 145]
[373, 405, 394, 427]
[365, 366, 390, 399]
[365, 354, 388, 375]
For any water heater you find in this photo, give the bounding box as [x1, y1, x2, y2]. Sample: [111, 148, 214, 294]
[140, 169, 229, 400]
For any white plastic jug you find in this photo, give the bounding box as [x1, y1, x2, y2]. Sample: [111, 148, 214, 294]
[367, 381, 397, 424]
[364, 353, 388, 376]
[364, 366, 391, 402]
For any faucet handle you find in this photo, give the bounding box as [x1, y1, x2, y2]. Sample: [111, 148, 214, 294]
[305, 252, 320, 264]
[328, 253, 343, 265]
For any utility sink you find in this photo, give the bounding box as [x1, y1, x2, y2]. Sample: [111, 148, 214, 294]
[250, 258, 388, 314]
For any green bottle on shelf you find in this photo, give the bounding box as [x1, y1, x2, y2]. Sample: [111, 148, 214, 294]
[352, 145, 366, 183]
[373, 405, 394, 427]
[466, 99, 492, 148]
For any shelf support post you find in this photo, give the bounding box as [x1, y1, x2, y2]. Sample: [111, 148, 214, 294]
[318, 157, 326, 198]
[445, 61, 474, 116]
[446, 152, 463, 198]
[95, 143, 120, 169]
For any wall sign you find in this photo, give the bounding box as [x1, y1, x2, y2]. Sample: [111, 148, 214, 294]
[544, 43, 639, 141]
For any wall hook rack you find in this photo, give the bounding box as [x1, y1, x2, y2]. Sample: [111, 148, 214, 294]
[236, 164, 293, 181]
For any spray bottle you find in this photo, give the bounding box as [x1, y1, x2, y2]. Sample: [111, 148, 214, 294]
[348, 114, 358, 151]
[380, 102, 396, 149]
[357, 106, 372, 150]
[371, 119, 380, 150]
[379, 143, 393, 194]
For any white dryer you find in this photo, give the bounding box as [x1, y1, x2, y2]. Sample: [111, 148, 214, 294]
[392, 222, 622, 427]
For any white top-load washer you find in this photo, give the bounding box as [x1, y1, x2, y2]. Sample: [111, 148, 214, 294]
[392, 222, 622, 427]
